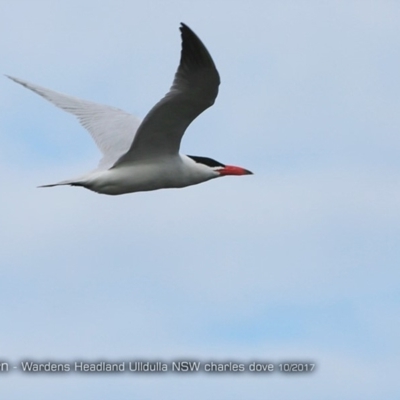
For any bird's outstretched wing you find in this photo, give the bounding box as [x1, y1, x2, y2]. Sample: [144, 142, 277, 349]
[114, 23, 220, 166]
[6, 75, 141, 169]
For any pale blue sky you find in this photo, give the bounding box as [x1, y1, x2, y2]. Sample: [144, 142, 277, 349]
[1, 1, 400, 399]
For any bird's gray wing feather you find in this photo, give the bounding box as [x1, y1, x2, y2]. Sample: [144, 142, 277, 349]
[114, 23, 220, 166]
[7, 75, 141, 169]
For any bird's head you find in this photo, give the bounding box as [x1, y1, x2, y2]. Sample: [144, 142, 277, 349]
[187, 155, 253, 177]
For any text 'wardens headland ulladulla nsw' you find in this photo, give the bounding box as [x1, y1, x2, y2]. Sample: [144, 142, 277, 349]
[13, 361, 315, 373]
[21, 361, 271, 373]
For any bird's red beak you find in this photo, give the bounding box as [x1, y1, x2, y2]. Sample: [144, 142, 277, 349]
[218, 165, 253, 176]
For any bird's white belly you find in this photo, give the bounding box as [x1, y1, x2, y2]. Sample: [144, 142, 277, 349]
[84, 160, 213, 195]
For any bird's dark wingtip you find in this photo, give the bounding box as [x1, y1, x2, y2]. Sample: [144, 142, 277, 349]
[179, 22, 191, 34]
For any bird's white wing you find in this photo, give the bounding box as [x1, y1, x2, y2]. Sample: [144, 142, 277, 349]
[114, 23, 220, 166]
[6, 75, 141, 169]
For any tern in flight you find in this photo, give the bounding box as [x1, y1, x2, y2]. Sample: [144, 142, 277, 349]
[8, 23, 252, 195]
